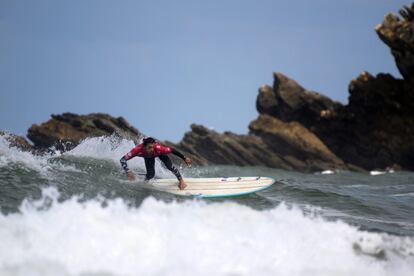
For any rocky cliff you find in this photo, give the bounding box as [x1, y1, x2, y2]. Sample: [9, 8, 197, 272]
[318, 3, 414, 170]
[168, 121, 346, 171]
[376, 3, 414, 82]
[172, 3, 414, 171]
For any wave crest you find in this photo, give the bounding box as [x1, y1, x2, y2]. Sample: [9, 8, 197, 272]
[1, 188, 413, 276]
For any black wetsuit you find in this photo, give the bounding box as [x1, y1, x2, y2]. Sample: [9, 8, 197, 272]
[144, 153, 183, 181]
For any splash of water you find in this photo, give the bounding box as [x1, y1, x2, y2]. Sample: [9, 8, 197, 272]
[0, 187, 413, 276]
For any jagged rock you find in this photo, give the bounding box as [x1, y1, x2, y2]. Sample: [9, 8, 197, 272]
[0, 131, 33, 151]
[169, 122, 347, 172]
[347, 72, 411, 115]
[249, 115, 346, 171]
[118, 2, 414, 172]
[172, 124, 273, 167]
[253, 68, 414, 170]
[257, 73, 342, 127]
[376, 3, 414, 81]
[27, 113, 142, 151]
[322, 5, 414, 170]
[249, 3, 414, 171]
[334, 71, 414, 169]
[172, 124, 283, 168]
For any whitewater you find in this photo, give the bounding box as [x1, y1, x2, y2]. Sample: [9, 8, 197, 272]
[0, 134, 413, 276]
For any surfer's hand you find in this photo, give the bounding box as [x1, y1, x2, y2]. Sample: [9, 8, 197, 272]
[179, 179, 187, 190]
[184, 157, 192, 167]
[127, 171, 136, 181]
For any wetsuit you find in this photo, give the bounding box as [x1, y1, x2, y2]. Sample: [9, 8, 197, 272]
[120, 142, 186, 181]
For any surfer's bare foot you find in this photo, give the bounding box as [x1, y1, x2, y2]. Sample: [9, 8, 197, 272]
[178, 179, 187, 190]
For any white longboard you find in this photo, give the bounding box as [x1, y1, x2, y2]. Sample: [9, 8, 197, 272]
[146, 177, 275, 198]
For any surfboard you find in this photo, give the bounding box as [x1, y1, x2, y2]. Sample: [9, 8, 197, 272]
[146, 176, 275, 198]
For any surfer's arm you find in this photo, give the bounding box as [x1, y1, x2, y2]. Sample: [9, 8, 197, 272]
[171, 148, 186, 160]
[171, 148, 192, 167]
[120, 145, 141, 172]
[120, 156, 136, 181]
[159, 145, 192, 166]
[120, 146, 141, 180]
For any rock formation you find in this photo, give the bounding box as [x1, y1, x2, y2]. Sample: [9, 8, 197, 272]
[168, 123, 319, 170]
[376, 3, 414, 82]
[0, 131, 32, 151]
[256, 75, 341, 128]
[324, 4, 414, 170]
[172, 3, 414, 171]
[249, 115, 346, 171]
[169, 118, 349, 172]
[27, 113, 143, 151]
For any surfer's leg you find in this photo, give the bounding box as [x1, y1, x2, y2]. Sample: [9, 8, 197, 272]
[144, 157, 155, 180]
[159, 154, 182, 180]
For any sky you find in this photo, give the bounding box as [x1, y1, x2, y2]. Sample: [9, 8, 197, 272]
[0, 0, 408, 142]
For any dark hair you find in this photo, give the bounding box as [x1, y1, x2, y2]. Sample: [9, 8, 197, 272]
[143, 137, 156, 145]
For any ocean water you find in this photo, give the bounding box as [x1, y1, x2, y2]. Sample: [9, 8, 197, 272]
[0, 134, 413, 276]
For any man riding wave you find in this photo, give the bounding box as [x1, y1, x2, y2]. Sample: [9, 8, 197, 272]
[120, 137, 192, 190]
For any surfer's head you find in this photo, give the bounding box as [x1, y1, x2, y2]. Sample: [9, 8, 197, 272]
[143, 137, 156, 145]
[143, 137, 156, 155]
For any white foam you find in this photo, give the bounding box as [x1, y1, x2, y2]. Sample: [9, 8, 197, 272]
[0, 134, 87, 176]
[65, 135, 186, 178]
[392, 192, 414, 197]
[370, 171, 387, 176]
[65, 135, 137, 161]
[0, 188, 413, 276]
[321, 170, 335, 175]
[370, 168, 395, 176]
[0, 134, 52, 174]
[0, 134, 177, 179]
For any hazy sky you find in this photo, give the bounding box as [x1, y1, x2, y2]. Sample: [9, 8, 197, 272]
[0, 0, 407, 142]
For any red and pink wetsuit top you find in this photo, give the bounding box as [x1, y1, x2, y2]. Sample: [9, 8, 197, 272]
[123, 142, 172, 160]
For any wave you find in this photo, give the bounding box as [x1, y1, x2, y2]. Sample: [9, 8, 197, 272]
[0, 188, 414, 275]
[1, 133, 414, 247]
[0, 134, 52, 173]
[0, 187, 413, 276]
[0, 134, 174, 178]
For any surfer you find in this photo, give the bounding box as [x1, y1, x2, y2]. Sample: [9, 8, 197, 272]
[120, 137, 192, 190]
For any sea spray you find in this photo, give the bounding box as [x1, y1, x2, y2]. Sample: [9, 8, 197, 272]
[0, 187, 413, 276]
[65, 135, 176, 178]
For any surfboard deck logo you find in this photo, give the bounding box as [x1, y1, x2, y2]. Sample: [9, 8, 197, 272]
[146, 176, 275, 198]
